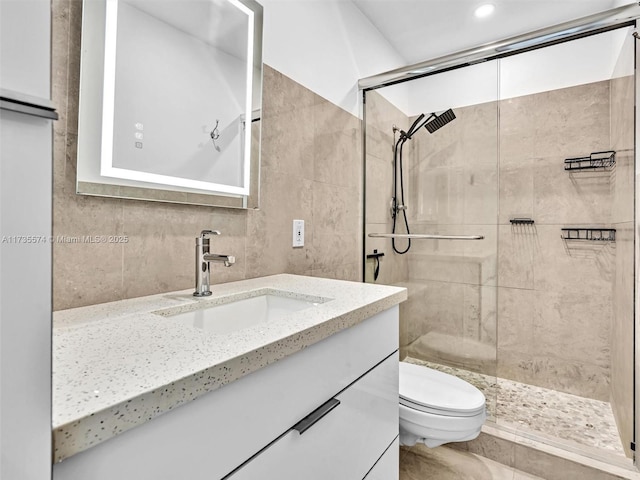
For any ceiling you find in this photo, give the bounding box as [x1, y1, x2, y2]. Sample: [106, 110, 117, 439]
[351, 0, 621, 65]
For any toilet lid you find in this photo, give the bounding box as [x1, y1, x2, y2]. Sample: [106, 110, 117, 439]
[399, 362, 486, 416]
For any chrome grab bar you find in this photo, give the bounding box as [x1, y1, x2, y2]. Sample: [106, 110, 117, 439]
[368, 233, 484, 240]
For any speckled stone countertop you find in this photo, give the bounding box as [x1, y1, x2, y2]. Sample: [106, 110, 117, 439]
[52, 274, 406, 463]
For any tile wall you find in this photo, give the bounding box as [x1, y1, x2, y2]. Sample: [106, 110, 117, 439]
[610, 73, 635, 457]
[364, 91, 500, 386]
[404, 101, 499, 379]
[367, 80, 628, 404]
[496, 80, 614, 401]
[363, 91, 410, 355]
[52, 0, 362, 311]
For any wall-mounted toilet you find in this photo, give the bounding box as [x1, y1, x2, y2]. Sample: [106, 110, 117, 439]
[399, 361, 487, 447]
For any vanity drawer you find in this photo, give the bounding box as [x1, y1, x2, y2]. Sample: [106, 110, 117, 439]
[53, 306, 399, 480]
[364, 437, 399, 480]
[226, 352, 399, 480]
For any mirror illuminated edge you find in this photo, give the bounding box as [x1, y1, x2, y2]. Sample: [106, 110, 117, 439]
[76, 0, 263, 209]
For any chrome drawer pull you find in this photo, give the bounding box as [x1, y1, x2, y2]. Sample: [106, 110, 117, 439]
[292, 398, 340, 435]
[0, 92, 58, 120]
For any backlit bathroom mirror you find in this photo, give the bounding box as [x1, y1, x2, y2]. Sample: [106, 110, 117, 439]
[76, 0, 263, 208]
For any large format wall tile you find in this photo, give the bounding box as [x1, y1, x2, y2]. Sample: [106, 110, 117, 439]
[499, 157, 534, 224]
[405, 223, 467, 257]
[409, 164, 466, 225]
[366, 78, 626, 404]
[610, 150, 634, 224]
[311, 232, 360, 272]
[397, 81, 620, 401]
[611, 221, 634, 456]
[313, 181, 359, 234]
[365, 154, 394, 224]
[53, 130, 126, 309]
[458, 102, 498, 147]
[497, 350, 610, 401]
[533, 225, 613, 295]
[531, 81, 611, 159]
[463, 163, 499, 226]
[260, 107, 315, 180]
[403, 279, 466, 340]
[261, 65, 316, 117]
[407, 252, 486, 285]
[365, 90, 407, 140]
[366, 73, 628, 434]
[314, 129, 360, 188]
[122, 201, 248, 299]
[464, 284, 497, 345]
[533, 289, 610, 367]
[497, 286, 611, 401]
[609, 68, 634, 457]
[410, 111, 467, 226]
[610, 76, 634, 151]
[496, 79, 616, 401]
[499, 96, 536, 163]
[497, 225, 535, 289]
[363, 91, 411, 290]
[397, 281, 432, 352]
[533, 156, 612, 224]
[392, 100, 499, 376]
[364, 223, 409, 285]
[52, 191, 125, 310]
[365, 124, 395, 162]
[497, 287, 534, 354]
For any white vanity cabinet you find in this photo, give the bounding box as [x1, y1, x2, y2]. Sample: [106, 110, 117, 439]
[365, 438, 400, 479]
[53, 305, 400, 480]
[226, 352, 398, 480]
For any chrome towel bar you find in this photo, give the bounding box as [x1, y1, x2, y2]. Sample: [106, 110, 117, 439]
[368, 233, 484, 240]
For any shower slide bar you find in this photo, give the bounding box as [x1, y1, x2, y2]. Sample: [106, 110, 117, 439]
[369, 233, 484, 240]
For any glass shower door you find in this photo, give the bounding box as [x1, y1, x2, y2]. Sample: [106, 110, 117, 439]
[495, 27, 635, 459]
[363, 60, 500, 420]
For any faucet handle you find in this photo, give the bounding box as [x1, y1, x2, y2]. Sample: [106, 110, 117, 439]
[200, 230, 221, 238]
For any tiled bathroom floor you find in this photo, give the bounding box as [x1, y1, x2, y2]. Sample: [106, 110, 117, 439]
[404, 357, 626, 457]
[400, 445, 545, 480]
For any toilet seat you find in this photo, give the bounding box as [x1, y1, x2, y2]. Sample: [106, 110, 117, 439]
[399, 362, 485, 417]
[398, 361, 487, 448]
[399, 403, 485, 432]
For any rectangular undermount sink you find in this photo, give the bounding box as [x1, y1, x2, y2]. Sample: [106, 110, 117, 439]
[154, 289, 331, 335]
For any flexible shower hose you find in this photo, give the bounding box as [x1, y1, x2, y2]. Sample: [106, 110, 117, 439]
[392, 136, 411, 255]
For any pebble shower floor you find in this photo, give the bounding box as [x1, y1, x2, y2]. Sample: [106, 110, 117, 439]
[405, 357, 625, 457]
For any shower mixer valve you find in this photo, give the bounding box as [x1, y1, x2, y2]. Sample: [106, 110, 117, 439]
[390, 198, 408, 219]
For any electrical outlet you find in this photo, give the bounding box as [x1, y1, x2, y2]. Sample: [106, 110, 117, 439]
[293, 219, 304, 247]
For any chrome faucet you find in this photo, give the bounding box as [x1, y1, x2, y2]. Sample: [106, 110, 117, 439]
[194, 230, 235, 297]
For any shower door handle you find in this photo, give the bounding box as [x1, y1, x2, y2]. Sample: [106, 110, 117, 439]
[368, 233, 484, 240]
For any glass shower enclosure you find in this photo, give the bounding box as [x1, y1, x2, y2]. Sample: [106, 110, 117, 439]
[363, 25, 636, 466]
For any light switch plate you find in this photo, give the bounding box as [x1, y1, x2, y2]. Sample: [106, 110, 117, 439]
[293, 219, 304, 247]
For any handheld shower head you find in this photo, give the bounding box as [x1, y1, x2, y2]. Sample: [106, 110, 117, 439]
[425, 108, 456, 133]
[403, 113, 425, 139]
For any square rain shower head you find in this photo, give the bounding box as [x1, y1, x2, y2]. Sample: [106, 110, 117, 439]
[425, 108, 456, 133]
